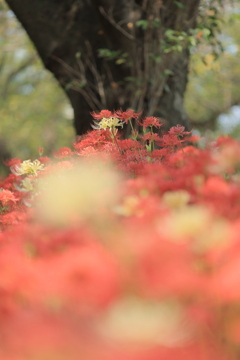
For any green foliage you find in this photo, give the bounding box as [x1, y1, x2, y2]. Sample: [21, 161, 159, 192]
[174, 1, 185, 9]
[162, 30, 197, 53]
[98, 49, 128, 64]
[197, 0, 226, 56]
[136, 19, 148, 30]
[185, 2, 240, 129]
[93, 0, 229, 119]
[98, 48, 121, 60]
[1, 0, 239, 167]
[0, 2, 74, 168]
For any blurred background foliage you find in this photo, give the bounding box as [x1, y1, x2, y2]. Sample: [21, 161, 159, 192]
[0, 0, 240, 175]
[185, 0, 240, 135]
[0, 0, 74, 174]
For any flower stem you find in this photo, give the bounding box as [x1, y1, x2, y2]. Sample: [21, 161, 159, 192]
[110, 128, 123, 155]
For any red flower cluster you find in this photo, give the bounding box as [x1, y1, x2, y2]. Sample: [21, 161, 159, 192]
[139, 116, 164, 129]
[115, 109, 142, 123]
[1, 114, 240, 359]
[91, 109, 142, 124]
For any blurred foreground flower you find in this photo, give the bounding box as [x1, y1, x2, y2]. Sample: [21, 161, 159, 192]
[37, 159, 121, 225]
[96, 297, 193, 347]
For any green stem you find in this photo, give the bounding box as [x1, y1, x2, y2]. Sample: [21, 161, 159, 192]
[110, 128, 123, 155]
[129, 119, 137, 140]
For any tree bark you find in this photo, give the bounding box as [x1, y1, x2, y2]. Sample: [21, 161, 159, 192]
[5, 0, 201, 135]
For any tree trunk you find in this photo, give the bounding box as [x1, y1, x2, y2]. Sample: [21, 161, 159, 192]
[5, 0, 201, 135]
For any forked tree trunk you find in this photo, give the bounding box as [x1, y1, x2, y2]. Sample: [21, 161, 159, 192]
[5, 0, 201, 135]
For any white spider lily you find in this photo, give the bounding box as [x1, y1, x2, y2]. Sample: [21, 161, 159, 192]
[92, 117, 124, 130]
[14, 177, 35, 192]
[11, 160, 44, 176]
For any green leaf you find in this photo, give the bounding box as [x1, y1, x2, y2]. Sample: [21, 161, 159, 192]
[164, 83, 170, 92]
[116, 58, 126, 65]
[146, 144, 152, 153]
[176, 44, 183, 52]
[78, 81, 87, 88]
[189, 37, 197, 46]
[174, 1, 185, 9]
[165, 29, 174, 37]
[98, 48, 121, 60]
[202, 28, 211, 37]
[164, 69, 174, 76]
[65, 82, 73, 90]
[124, 76, 136, 82]
[154, 56, 162, 63]
[152, 18, 160, 27]
[136, 20, 148, 30]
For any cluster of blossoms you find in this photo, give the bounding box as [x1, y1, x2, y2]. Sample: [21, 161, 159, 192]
[1, 110, 240, 359]
[91, 109, 161, 129]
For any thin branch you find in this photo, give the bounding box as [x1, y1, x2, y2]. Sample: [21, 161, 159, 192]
[51, 53, 105, 110]
[85, 41, 107, 107]
[70, 85, 102, 110]
[98, 6, 135, 40]
[50, 55, 82, 78]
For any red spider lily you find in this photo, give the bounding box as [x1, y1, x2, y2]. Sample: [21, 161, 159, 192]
[141, 132, 162, 142]
[77, 146, 99, 156]
[0, 173, 17, 190]
[187, 135, 201, 144]
[73, 129, 112, 151]
[53, 147, 73, 159]
[38, 147, 44, 156]
[115, 109, 142, 123]
[0, 189, 18, 206]
[158, 133, 184, 147]
[118, 139, 142, 150]
[4, 158, 22, 167]
[168, 125, 192, 137]
[139, 116, 164, 129]
[215, 135, 235, 147]
[2, 110, 240, 359]
[38, 156, 51, 164]
[91, 110, 114, 120]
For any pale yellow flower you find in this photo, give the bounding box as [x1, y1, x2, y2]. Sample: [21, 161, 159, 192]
[92, 117, 124, 130]
[162, 190, 190, 209]
[14, 176, 35, 192]
[37, 160, 120, 225]
[95, 297, 192, 346]
[11, 160, 44, 176]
